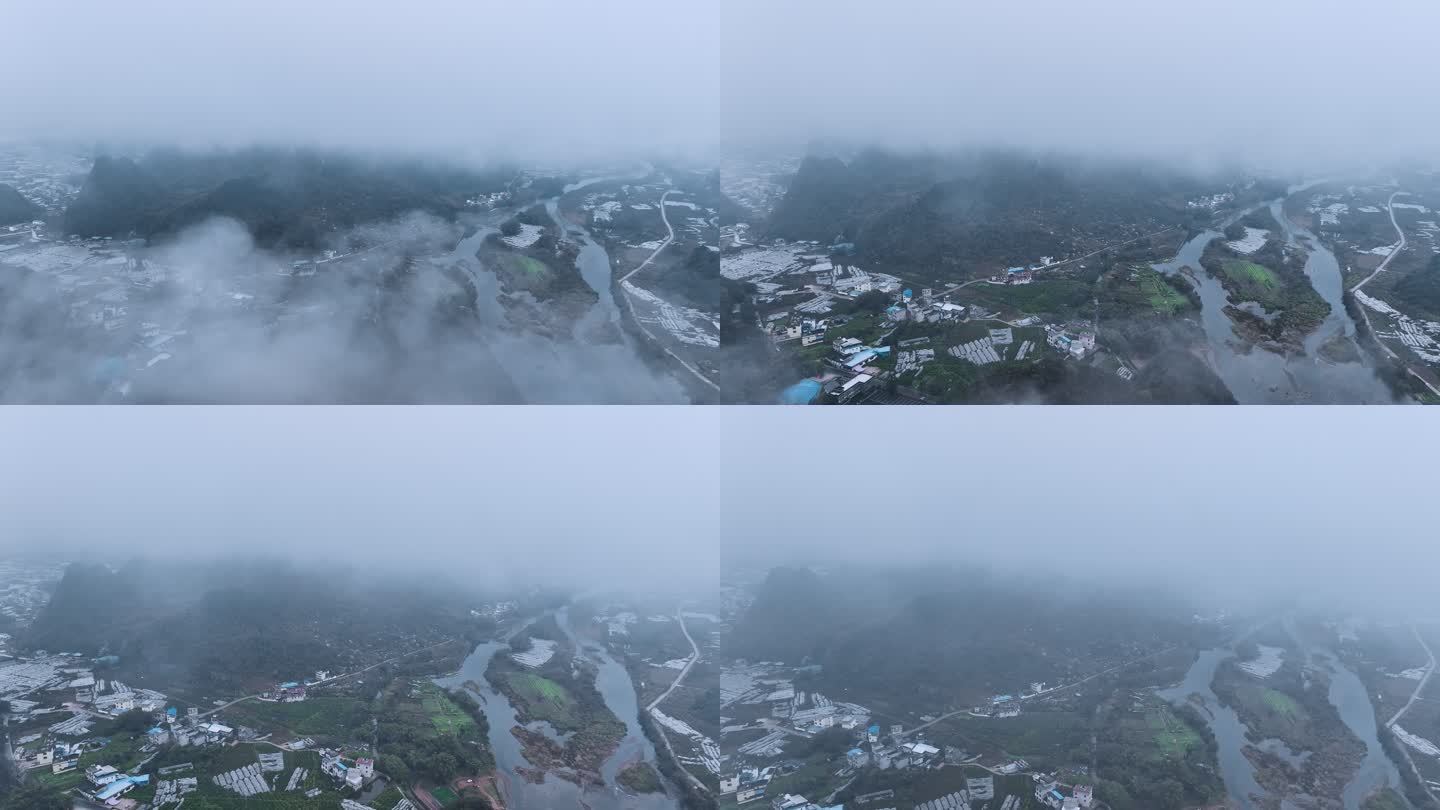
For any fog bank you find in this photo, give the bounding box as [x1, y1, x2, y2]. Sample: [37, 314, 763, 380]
[0, 407, 720, 596]
[722, 0, 1439, 173]
[2, 0, 719, 164]
[721, 407, 1438, 617]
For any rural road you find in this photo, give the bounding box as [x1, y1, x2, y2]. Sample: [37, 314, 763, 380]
[1351, 191, 1407, 293]
[1385, 623, 1438, 807]
[1387, 624, 1435, 728]
[1344, 190, 1440, 398]
[645, 609, 711, 798]
[898, 645, 1177, 740]
[617, 191, 721, 393]
[647, 610, 699, 712]
[623, 190, 675, 284]
[926, 226, 1179, 302]
[199, 637, 458, 718]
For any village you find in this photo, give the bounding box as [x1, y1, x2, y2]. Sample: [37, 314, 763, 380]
[716, 570, 1106, 810]
[719, 655, 1101, 810]
[721, 238, 1104, 404]
[2, 646, 409, 809]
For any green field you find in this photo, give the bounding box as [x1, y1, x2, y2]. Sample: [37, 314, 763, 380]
[230, 696, 373, 740]
[515, 256, 547, 277]
[419, 684, 478, 736]
[1262, 688, 1301, 719]
[1146, 705, 1203, 756]
[430, 785, 460, 806]
[1224, 260, 1279, 290]
[506, 672, 578, 728]
[367, 785, 407, 809]
[1139, 271, 1189, 314]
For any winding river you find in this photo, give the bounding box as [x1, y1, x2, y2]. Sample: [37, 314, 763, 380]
[434, 608, 677, 810]
[1159, 620, 1408, 810]
[439, 168, 687, 403]
[1151, 188, 1391, 403]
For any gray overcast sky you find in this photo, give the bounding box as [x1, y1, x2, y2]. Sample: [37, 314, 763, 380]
[2, 0, 719, 163]
[5, 1, 1432, 170]
[720, 408, 1438, 617]
[0, 407, 719, 595]
[722, 0, 1439, 172]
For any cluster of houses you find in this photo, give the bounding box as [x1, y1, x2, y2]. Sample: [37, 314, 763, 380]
[321, 750, 376, 790]
[1044, 325, 1096, 360]
[84, 763, 151, 803]
[765, 792, 843, 810]
[261, 680, 309, 703]
[1033, 776, 1094, 809]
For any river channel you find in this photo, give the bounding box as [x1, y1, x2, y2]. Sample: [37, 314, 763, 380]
[1158, 619, 1408, 810]
[434, 607, 677, 810]
[1151, 188, 1391, 403]
[441, 169, 687, 403]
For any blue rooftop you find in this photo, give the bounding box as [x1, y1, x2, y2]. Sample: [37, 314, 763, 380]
[779, 379, 822, 405]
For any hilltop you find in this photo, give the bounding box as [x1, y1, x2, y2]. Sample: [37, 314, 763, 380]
[0, 184, 40, 226]
[62, 148, 514, 249]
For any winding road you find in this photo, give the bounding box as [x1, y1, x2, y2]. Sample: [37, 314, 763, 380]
[1384, 624, 1438, 808]
[617, 192, 720, 393]
[1352, 191, 1408, 293]
[645, 610, 710, 796]
[198, 637, 458, 718]
[1345, 191, 1440, 398]
[1387, 624, 1434, 729]
[898, 645, 1177, 740]
[647, 610, 700, 712]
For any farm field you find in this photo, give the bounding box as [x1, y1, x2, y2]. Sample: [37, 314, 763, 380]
[1223, 260, 1280, 290]
[505, 672, 579, 730]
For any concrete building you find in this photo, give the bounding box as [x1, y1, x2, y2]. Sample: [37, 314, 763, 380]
[86, 764, 120, 788]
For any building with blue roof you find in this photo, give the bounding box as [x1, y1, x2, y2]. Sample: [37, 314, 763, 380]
[95, 774, 149, 801]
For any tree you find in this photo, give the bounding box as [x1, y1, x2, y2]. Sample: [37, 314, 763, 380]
[508, 635, 532, 653]
[114, 708, 154, 734]
[500, 219, 522, 237]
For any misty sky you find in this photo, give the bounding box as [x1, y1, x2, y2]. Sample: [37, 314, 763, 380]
[7, 1, 1437, 170]
[0, 407, 719, 595]
[2, 0, 719, 164]
[722, 0, 1438, 171]
[720, 407, 1439, 617]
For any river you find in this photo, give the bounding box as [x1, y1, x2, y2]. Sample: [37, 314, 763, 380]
[434, 608, 677, 810]
[440, 183, 687, 402]
[1151, 189, 1392, 403]
[1159, 619, 1408, 810]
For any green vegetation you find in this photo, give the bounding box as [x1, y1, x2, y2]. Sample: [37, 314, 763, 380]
[839, 764, 1038, 810]
[367, 785, 407, 809]
[1223, 260, 1280, 290]
[964, 278, 1095, 318]
[514, 255, 547, 277]
[62, 149, 512, 249]
[431, 785, 461, 806]
[0, 183, 40, 226]
[1392, 254, 1440, 320]
[618, 761, 663, 794]
[1138, 269, 1189, 314]
[376, 680, 494, 786]
[0, 783, 70, 810]
[504, 672, 578, 728]
[231, 696, 373, 741]
[1095, 696, 1222, 810]
[1262, 687, 1301, 720]
[1201, 239, 1329, 346]
[421, 687, 479, 736]
[1212, 650, 1368, 802]
[934, 712, 1091, 769]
